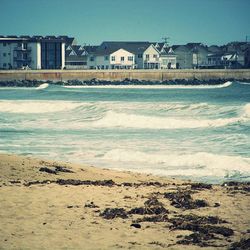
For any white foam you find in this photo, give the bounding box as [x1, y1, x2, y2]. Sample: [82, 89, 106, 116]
[93, 108, 248, 129]
[102, 149, 250, 177]
[0, 101, 82, 114]
[36, 83, 49, 90]
[63, 81, 232, 89]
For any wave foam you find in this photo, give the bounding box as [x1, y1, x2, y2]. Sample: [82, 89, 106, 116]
[102, 149, 250, 178]
[36, 83, 49, 90]
[93, 106, 249, 129]
[63, 81, 232, 89]
[0, 101, 82, 114]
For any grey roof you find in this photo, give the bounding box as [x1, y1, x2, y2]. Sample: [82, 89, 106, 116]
[84, 45, 98, 54]
[94, 41, 152, 55]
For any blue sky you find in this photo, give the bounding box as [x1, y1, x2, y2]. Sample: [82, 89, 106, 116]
[1, 0, 250, 46]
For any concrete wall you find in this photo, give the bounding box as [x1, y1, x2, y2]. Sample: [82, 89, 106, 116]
[0, 69, 250, 82]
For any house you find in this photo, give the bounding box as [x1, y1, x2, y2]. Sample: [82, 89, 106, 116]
[0, 35, 73, 69]
[65, 45, 89, 69]
[87, 41, 177, 70]
[221, 52, 245, 68]
[186, 43, 209, 68]
[172, 43, 209, 69]
[87, 41, 154, 69]
[153, 43, 177, 69]
[172, 45, 193, 69]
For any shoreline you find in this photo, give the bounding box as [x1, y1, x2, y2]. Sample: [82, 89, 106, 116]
[0, 153, 249, 249]
[0, 78, 249, 88]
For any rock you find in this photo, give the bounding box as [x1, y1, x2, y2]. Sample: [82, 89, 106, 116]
[84, 202, 99, 208]
[130, 223, 141, 229]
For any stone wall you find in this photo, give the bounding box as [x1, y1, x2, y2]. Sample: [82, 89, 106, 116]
[0, 69, 250, 82]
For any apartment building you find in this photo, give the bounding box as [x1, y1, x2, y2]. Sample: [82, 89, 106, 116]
[0, 35, 73, 69]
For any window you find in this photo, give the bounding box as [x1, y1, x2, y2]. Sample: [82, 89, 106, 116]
[90, 56, 95, 61]
[138, 54, 142, 58]
[23, 43, 28, 49]
[3, 53, 6, 57]
[3, 63, 6, 67]
[121, 56, 124, 61]
[106, 65, 109, 69]
[128, 56, 133, 61]
[101, 65, 104, 69]
[111, 56, 115, 61]
[153, 54, 158, 58]
[146, 54, 149, 60]
[104, 56, 109, 61]
[8, 53, 10, 56]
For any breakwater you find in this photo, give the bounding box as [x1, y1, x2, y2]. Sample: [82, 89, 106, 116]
[0, 69, 250, 83]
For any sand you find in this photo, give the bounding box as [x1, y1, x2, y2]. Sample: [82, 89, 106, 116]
[0, 153, 249, 250]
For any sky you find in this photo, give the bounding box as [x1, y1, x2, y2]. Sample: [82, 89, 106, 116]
[1, 0, 250, 46]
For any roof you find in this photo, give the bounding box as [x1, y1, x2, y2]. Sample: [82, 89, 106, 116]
[94, 41, 152, 55]
[0, 35, 74, 43]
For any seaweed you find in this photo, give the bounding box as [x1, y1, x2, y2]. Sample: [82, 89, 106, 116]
[164, 190, 209, 209]
[100, 208, 128, 219]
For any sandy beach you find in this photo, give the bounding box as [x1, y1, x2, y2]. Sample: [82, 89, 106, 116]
[0, 153, 249, 250]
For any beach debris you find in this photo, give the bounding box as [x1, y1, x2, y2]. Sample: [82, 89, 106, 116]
[169, 214, 233, 247]
[130, 223, 141, 229]
[53, 165, 74, 173]
[134, 214, 168, 223]
[56, 179, 115, 186]
[84, 202, 99, 208]
[190, 183, 212, 190]
[176, 232, 218, 247]
[214, 202, 220, 207]
[39, 167, 57, 174]
[228, 237, 250, 250]
[24, 179, 116, 187]
[169, 214, 228, 226]
[39, 166, 74, 175]
[164, 190, 209, 209]
[223, 182, 250, 193]
[128, 197, 168, 215]
[100, 208, 128, 219]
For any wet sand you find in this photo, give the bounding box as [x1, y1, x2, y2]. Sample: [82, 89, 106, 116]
[0, 153, 249, 249]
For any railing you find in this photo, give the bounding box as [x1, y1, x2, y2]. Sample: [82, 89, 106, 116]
[14, 47, 31, 52]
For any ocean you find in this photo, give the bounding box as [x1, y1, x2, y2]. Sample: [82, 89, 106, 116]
[0, 81, 249, 183]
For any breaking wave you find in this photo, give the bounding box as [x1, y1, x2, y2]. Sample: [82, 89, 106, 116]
[102, 149, 250, 178]
[63, 81, 232, 89]
[93, 104, 249, 129]
[36, 83, 49, 90]
[0, 101, 82, 114]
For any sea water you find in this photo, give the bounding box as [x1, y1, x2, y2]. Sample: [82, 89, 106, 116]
[0, 81, 249, 183]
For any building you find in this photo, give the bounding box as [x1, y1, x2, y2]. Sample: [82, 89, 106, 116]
[65, 45, 88, 69]
[153, 43, 177, 69]
[86, 41, 177, 69]
[0, 35, 73, 69]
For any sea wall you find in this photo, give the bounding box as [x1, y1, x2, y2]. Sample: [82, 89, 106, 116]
[0, 69, 250, 82]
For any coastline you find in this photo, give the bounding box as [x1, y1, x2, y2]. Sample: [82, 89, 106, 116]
[0, 78, 249, 88]
[0, 153, 249, 249]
